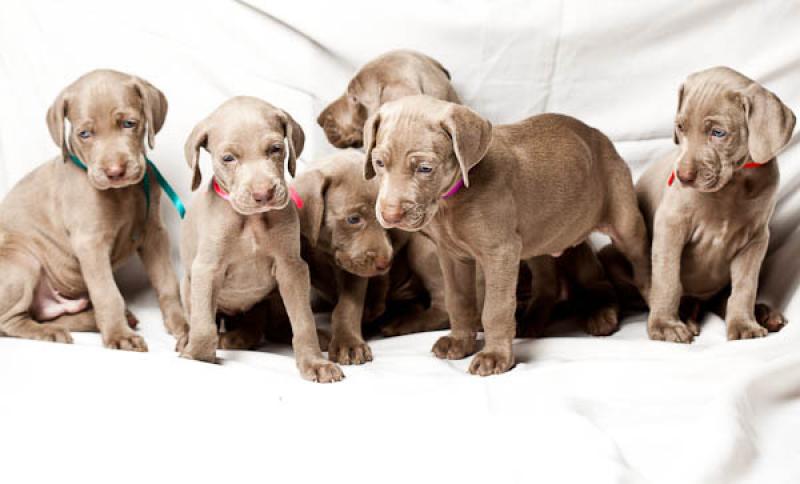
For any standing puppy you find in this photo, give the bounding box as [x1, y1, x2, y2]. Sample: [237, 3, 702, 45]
[363, 96, 651, 375]
[640, 67, 794, 342]
[180, 97, 343, 383]
[0, 69, 187, 350]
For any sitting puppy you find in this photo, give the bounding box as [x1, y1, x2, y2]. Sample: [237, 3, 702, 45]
[294, 151, 449, 364]
[317, 49, 460, 149]
[616, 67, 794, 342]
[0, 69, 187, 350]
[321, 50, 619, 337]
[362, 95, 652, 375]
[180, 96, 343, 383]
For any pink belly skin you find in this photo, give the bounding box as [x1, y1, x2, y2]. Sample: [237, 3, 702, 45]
[30, 276, 90, 321]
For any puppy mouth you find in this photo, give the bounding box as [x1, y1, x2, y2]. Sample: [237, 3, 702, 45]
[89, 164, 145, 190]
[322, 123, 363, 148]
[334, 252, 392, 277]
[230, 192, 290, 215]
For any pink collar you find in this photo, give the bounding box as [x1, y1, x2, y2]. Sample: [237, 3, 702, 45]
[668, 161, 762, 186]
[212, 178, 303, 209]
[441, 178, 465, 199]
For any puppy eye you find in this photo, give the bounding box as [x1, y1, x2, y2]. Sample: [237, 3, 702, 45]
[222, 154, 236, 163]
[346, 214, 362, 225]
[78, 130, 92, 139]
[373, 159, 385, 168]
[268, 143, 283, 155]
[711, 128, 727, 138]
[416, 164, 433, 174]
[676, 122, 684, 132]
[121, 120, 137, 129]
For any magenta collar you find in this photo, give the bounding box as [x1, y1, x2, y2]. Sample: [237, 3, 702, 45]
[441, 178, 465, 199]
[212, 178, 303, 209]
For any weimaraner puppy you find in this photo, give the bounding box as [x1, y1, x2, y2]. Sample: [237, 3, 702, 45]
[0, 69, 188, 350]
[294, 150, 449, 364]
[180, 96, 343, 383]
[362, 95, 652, 375]
[321, 50, 619, 337]
[605, 67, 794, 342]
[317, 49, 460, 149]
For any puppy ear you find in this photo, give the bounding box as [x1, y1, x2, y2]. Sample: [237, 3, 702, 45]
[279, 110, 305, 178]
[740, 82, 796, 164]
[132, 77, 168, 150]
[46, 87, 70, 161]
[362, 111, 381, 180]
[184, 119, 209, 191]
[293, 170, 329, 247]
[673, 83, 685, 145]
[441, 104, 492, 187]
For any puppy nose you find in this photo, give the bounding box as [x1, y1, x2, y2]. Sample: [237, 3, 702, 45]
[374, 257, 391, 271]
[676, 168, 697, 184]
[104, 164, 127, 181]
[381, 207, 405, 224]
[317, 112, 330, 128]
[252, 186, 275, 204]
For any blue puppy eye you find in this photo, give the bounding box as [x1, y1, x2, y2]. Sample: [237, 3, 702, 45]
[222, 154, 236, 163]
[122, 120, 137, 129]
[78, 130, 92, 139]
[346, 214, 362, 225]
[417, 165, 433, 174]
[711, 128, 727, 138]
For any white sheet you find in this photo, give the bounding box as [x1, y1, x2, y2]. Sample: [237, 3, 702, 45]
[1, 1, 799, 483]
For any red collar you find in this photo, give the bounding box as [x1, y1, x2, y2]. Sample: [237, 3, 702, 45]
[668, 161, 762, 186]
[212, 178, 303, 209]
[441, 178, 465, 199]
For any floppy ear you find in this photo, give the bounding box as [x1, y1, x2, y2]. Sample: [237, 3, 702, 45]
[362, 111, 380, 179]
[46, 86, 71, 161]
[184, 119, 209, 191]
[293, 170, 329, 247]
[740, 82, 796, 164]
[441, 104, 492, 187]
[279, 110, 305, 178]
[673, 83, 685, 145]
[132, 77, 168, 150]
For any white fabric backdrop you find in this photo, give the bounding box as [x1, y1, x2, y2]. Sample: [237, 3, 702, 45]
[1, 1, 799, 483]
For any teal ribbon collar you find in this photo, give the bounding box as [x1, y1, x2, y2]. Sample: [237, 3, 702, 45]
[68, 152, 185, 219]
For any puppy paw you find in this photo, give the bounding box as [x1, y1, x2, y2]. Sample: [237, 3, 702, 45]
[727, 318, 768, 340]
[432, 333, 478, 360]
[328, 336, 373, 365]
[218, 329, 260, 350]
[32, 325, 74, 344]
[125, 309, 139, 329]
[299, 357, 344, 383]
[104, 329, 148, 352]
[648, 317, 694, 343]
[585, 306, 619, 336]
[755, 303, 787, 332]
[181, 332, 218, 362]
[468, 349, 514, 376]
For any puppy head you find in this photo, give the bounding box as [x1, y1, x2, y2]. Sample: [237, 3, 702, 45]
[362, 95, 492, 232]
[184, 96, 305, 215]
[47, 69, 167, 190]
[673, 66, 795, 192]
[317, 50, 455, 149]
[295, 152, 394, 277]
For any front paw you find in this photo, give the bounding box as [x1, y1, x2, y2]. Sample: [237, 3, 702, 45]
[648, 316, 694, 343]
[585, 305, 619, 336]
[727, 318, 768, 340]
[468, 349, 514, 376]
[328, 336, 373, 365]
[103, 329, 148, 352]
[181, 331, 218, 362]
[33, 325, 74, 344]
[755, 303, 788, 332]
[432, 333, 477, 360]
[298, 356, 344, 383]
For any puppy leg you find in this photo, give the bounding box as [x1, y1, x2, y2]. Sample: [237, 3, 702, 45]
[219, 303, 266, 350]
[49, 308, 138, 332]
[275, 256, 343, 382]
[139, 219, 189, 351]
[468, 238, 522, 376]
[562, 243, 620, 336]
[432, 254, 480, 360]
[518, 256, 559, 337]
[328, 271, 372, 365]
[725, 233, 770, 340]
[182, 260, 220, 362]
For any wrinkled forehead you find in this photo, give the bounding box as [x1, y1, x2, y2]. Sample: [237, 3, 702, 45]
[209, 109, 284, 150]
[377, 105, 451, 153]
[70, 83, 142, 122]
[680, 72, 749, 121]
[329, 174, 379, 212]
